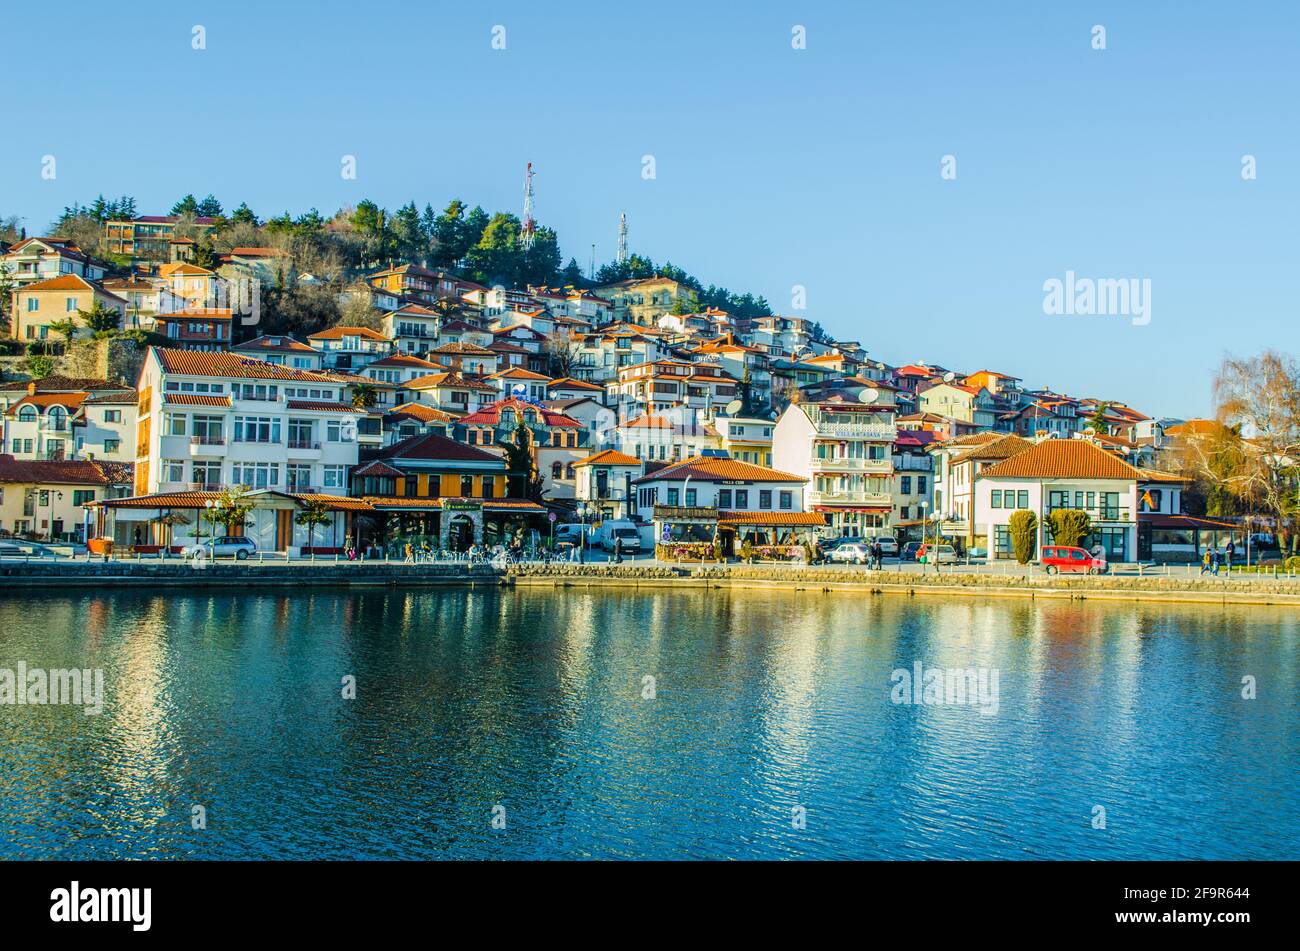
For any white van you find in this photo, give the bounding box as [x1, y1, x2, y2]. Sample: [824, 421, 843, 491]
[594, 519, 642, 553]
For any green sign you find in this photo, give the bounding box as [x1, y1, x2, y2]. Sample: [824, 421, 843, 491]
[443, 500, 482, 512]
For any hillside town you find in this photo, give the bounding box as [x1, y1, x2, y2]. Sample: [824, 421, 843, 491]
[0, 207, 1294, 567]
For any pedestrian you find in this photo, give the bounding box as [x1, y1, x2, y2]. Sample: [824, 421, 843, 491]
[613, 535, 623, 564]
[1200, 549, 1212, 574]
[872, 541, 882, 569]
[1211, 547, 1221, 576]
[404, 542, 413, 564]
[1225, 538, 1235, 572]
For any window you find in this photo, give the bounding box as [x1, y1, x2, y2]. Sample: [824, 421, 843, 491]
[26, 298, 39, 312]
[234, 416, 280, 443]
[461, 475, 474, 497]
[168, 414, 188, 436]
[72, 490, 95, 506]
[551, 461, 562, 480]
[192, 461, 221, 487]
[900, 476, 912, 494]
[104, 409, 122, 423]
[287, 464, 312, 490]
[918, 476, 927, 494]
[481, 476, 495, 498]
[735, 489, 749, 509]
[164, 459, 185, 483]
[231, 462, 279, 488]
[779, 491, 793, 510]
[1017, 490, 1029, 509]
[759, 490, 772, 510]
[991, 489, 1002, 509]
[104, 439, 120, 454]
[685, 488, 697, 506]
[666, 488, 680, 506]
[718, 489, 732, 508]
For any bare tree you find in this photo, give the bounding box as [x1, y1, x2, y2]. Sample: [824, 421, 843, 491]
[543, 329, 581, 378]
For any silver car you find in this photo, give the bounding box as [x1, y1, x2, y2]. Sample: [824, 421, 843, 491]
[184, 536, 257, 560]
[828, 542, 873, 565]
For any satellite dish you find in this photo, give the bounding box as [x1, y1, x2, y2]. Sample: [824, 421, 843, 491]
[510, 382, 528, 398]
[724, 399, 743, 415]
[859, 387, 880, 404]
[942, 371, 956, 383]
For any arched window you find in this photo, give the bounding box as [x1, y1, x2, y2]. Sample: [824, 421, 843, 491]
[551, 461, 562, 480]
[17, 405, 38, 422]
[47, 406, 67, 430]
[565, 463, 576, 480]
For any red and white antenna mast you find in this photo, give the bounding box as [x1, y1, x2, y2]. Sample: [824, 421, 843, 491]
[520, 162, 536, 249]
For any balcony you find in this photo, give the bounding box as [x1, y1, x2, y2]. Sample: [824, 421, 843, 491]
[1046, 504, 1131, 523]
[287, 439, 323, 460]
[808, 490, 893, 507]
[187, 481, 223, 492]
[189, 435, 227, 457]
[812, 457, 893, 474]
[814, 422, 896, 440]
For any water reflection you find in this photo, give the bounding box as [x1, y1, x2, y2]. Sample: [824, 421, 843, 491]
[0, 588, 1295, 860]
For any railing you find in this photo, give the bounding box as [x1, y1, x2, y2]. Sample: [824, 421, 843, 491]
[812, 457, 893, 473]
[814, 422, 896, 440]
[190, 435, 226, 446]
[1046, 505, 1131, 522]
[187, 482, 223, 491]
[809, 491, 893, 506]
[287, 439, 321, 450]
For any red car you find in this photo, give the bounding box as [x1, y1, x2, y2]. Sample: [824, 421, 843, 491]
[1040, 545, 1108, 575]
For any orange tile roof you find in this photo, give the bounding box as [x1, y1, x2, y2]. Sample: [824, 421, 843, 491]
[285, 400, 362, 413]
[458, 397, 582, 428]
[950, 434, 1032, 464]
[978, 439, 1144, 481]
[548, 377, 603, 391]
[162, 393, 233, 407]
[386, 402, 456, 423]
[633, 456, 805, 484]
[404, 371, 496, 391]
[155, 308, 234, 321]
[575, 449, 642, 467]
[307, 326, 390, 341]
[366, 354, 438, 369]
[718, 511, 826, 527]
[154, 348, 338, 382]
[5, 392, 88, 415]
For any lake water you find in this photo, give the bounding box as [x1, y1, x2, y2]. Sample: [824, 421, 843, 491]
[0, 587, 1295, 860]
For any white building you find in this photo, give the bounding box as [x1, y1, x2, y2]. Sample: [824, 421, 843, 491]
[974, 438, 1146, 562]
[772, 398, 897, 539]
[134, 348, 364, 500]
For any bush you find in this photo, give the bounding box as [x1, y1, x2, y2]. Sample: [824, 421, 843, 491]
[1009, 510, 1038, 565]
[740, 539, 754, 563]
[1047, 508, 1091, 549]
[25, 354, 55, 378]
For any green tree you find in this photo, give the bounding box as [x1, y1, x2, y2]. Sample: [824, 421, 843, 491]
[230, 202, 259, 225]
[1047, 508, 1092, 549]
[49, 317, 79, 348]
[202, 485, 256, 538]
[76, 299, 123, 334]
[294, 498, 333, 551]
[1009, 510, 1038, 565]
[171, 194, 200, 217]
[349, 382, 377, 409]
[0, 263, 15, 334]
[502, 422, 541, 500]
[1086, 402, 1111, 434]
[196, 194, 223, 218]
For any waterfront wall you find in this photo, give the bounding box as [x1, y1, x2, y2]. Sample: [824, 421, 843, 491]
[0, 560, 502, 589]
[4, 560, 1300, 605]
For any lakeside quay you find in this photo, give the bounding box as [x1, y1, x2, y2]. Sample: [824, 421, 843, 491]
[4, 559, 1300, 605]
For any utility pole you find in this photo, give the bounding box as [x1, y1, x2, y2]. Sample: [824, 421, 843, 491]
[617, 212, 628, 264]
[520, 162, 536, 250]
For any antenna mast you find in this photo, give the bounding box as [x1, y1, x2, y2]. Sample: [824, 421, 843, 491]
[520, 162, 536, 249]
[617, 212, 628, 264]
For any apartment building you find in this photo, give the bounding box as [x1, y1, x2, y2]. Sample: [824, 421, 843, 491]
[103, 216, 218, 259]
[772, 398, 898, 539]
[11, 275, 126, 342]
[1, 238, 108, 289]
[133, 348, 364, 499]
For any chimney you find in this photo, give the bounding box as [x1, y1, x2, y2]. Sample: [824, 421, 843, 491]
[27, 382, 37, 396]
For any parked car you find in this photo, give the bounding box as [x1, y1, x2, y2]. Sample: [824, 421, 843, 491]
[917, 543, 958, 564]
[967, 546, 988, 559]
[184, 536, 257, 560]
[1040, 545, 1107, 575]
[871, 536, 899, 558]
[900, 541, 922, 562]
[828, 542, 872, 565]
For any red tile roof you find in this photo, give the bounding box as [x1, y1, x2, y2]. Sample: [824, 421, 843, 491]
[457, 398, 581, 428]
[4, 393, 87, 415]
[718, 511, 825, 526]
[285, 400, 362, 413]
[373, 432, 505, 464]
[161, 393, 233, 407]
[0, 455, 130, 486]
[307, 326, 389, 341]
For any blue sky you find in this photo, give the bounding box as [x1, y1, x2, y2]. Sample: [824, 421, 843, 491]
[6, 1, 1298, 417]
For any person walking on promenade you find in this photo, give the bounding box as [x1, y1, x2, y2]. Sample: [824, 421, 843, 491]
[872, 540, 883, 570]
[613, 535, 623, 564]
[1211, 547, 1221, 576]
[1225, 537, 1235, 572]
[404, 542, 414, 564]
[1200, 549, 1212, 574]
